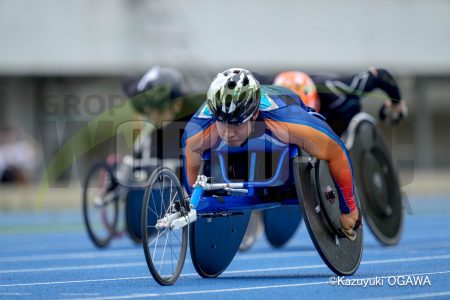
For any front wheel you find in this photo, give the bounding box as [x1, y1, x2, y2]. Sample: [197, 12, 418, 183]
[142, 167, 188, 286]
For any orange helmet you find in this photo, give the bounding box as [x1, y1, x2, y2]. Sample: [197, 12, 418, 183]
[273, 71, 320, 112]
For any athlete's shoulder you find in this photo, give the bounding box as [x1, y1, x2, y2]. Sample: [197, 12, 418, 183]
[260, 85, 307, 111]
[191, 85, 306, 119]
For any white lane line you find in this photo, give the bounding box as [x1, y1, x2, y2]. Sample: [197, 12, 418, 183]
[3, 252, 450, 275]
[56, 282, 329, 300]
[2, 254, 450, 287]
[360, 254, 450, 266]
[0, 262, 146, 274]
[57, 270, 450, 300]
[0, 250, 142, 263]
[0, 276, 150, 287]
[60, 293, 100, 296]
[0, 251, 318, 274]
[0, 293, 32, 296]
[361, 291, 450, 300]
[4, 239, 450, 264]
[0, 248, 314, 264]
[0, 266, 328, 287]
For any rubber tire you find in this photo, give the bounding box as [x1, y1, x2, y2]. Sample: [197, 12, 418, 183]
[82, 161, 119, 248]
[141, 167, 188, 286]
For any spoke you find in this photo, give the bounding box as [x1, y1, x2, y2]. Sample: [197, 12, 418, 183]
[151, 184, 158, 220]
[168, 180, 173, 215]
[158, 230, 170, 274]
[151, 228, 168, 242]
[147, 205, 158, 217]
[161, 178, 169, 216]
[169, 232, 175, 274]
[159, 175, 164, 218]
[150, 229, 168, 257]
[170, 232, 181, 264]
[152, 236, 159, 261]
[170, 181, 173, 205]
[147, 187, 162, 236]
[162, 180, 175, 216]
[172, 229, 182, 246]
[171, 190, 179, 204]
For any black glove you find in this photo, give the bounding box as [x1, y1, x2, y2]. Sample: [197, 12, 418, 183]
[379, 100, 408, 125]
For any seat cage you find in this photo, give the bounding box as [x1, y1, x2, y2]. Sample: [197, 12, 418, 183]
[196, 133, 301, 214]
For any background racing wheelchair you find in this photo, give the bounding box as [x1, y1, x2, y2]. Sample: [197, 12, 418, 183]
[82, 153, 180, 248]
[257, 111, 404, 250]
[248, 69, 405, 250]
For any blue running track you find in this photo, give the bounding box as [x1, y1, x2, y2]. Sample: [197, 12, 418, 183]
[1, 196, 450, 300]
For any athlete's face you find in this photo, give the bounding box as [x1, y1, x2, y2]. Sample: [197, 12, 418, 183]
[215, 113, 258, 147]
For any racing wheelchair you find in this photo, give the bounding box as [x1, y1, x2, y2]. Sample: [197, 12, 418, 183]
[141, 132, 363, 285]
[82, 155, 179, 248]
[257, 112, 403, 249]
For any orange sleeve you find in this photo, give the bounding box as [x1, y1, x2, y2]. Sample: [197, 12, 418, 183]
[265, 119, 356, 213]
[184, 124, 219, 188]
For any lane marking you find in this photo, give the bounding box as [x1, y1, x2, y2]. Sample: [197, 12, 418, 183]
[0, 262, 146, 274]
[3, 233, 450, 267]
[3, 253, 450, 275]
[57, 270, 450, 300]
[1, 223, 449, 254]
[0, 250, 142, 263]
[57, 282, 329, 300]
[0, 276, 150, 287]
[0, 252, 319, 274]
[2, 254, 450, 287]
[0, 250, 317, 264]
[60, 293, 100, 296]
[4, 239, 450, 263]
[362, 291, 450, 300]
[1, 228, 449, 257]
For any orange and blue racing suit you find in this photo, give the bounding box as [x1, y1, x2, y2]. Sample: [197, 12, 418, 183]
[182, 85, 356, 214]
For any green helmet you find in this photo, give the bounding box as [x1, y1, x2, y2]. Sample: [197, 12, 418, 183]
[206, 68, 260, 125]
[123, 66, 183, 114]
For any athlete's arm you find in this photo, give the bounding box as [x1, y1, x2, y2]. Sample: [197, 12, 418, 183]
[367, 67, 401, 103]
[263, 108, 356, 214]
[367, 67, 407, 124]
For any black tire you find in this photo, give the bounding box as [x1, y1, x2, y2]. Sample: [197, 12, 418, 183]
[142, 167, 188, 286]
[82, 161, 119, 248]
[293, 155, 363, 276]
[349, 121, 403, 245]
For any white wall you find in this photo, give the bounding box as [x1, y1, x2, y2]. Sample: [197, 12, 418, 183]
[1, 0, 449, 75]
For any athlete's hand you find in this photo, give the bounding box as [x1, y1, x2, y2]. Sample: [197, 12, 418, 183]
[340, 208, 361, 242]
[379, 100, 408, 125]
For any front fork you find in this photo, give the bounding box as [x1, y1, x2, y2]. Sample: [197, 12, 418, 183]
[156, 180, 204, 231]
[170, 180, 205, 229]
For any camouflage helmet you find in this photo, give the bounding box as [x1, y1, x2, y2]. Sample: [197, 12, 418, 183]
[206, 68, 260, 125]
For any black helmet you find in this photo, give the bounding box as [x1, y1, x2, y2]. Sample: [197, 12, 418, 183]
[123, 66, 183, 113]
[206, 68, 260, 125]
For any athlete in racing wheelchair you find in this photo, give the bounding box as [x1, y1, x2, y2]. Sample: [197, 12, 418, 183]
[245, 68, 407, 249]
[141, 68, 364, 285]
[82, 66, 203, 247]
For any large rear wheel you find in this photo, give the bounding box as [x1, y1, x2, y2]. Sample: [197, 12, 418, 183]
[293, 155, 363, 276]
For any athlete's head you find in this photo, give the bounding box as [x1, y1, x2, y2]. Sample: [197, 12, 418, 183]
[206, 68, 260, 147]
[274, 71, 319, 112]
[123, 66, 184, 125]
